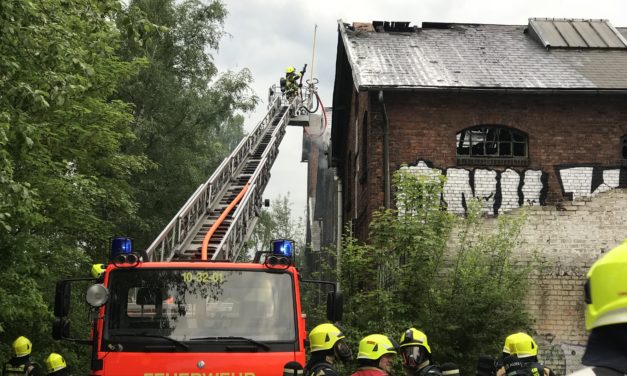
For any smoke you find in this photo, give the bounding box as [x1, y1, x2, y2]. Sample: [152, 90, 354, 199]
[304, 107, 332, 169]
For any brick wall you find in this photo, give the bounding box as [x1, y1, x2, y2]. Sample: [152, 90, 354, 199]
[351, 91, 627, 238]
[337, 88, 627, 374]
[446, 189, 627, 375]
[401, 159, 627, 374]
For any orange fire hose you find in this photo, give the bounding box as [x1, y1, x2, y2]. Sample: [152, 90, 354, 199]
[201, 182, 250, 261]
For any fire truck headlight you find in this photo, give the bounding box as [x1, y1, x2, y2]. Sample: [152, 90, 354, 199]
[86, 284, 110, 308]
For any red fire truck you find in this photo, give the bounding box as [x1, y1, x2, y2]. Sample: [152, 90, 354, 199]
[53, 82, 338, 375]
[54, 239, 341, 376]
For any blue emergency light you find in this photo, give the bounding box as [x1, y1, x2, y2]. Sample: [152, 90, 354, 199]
[272, 239, 294, 258]
[110, 237, 132, 259]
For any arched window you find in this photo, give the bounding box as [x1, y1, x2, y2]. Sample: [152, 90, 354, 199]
[456, 125, 528, 166]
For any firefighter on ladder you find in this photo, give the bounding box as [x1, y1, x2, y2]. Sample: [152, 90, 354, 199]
[280, 66, 303, 99]
[2, 336, 41, 376]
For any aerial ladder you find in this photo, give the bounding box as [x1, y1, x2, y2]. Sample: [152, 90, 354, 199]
[51, 72, 341, 376]
[144, 73, 319, 262]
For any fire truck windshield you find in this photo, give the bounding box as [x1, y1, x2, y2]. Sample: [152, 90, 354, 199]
[103, 268, 297, 352]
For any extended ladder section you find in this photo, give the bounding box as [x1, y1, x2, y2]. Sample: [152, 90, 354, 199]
[145, 91, 304, 262]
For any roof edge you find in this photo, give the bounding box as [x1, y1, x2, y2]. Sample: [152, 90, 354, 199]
[360, 86, 627, 94]
[337, 19, 362, 92]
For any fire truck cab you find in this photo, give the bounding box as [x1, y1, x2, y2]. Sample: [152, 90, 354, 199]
[53, 239, 342, 376]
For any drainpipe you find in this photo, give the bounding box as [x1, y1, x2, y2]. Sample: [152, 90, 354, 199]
[335, 176, 342, 291]
[378, 91, 391, 208]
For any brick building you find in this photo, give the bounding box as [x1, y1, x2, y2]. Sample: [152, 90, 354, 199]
[324, 18, 627, 373]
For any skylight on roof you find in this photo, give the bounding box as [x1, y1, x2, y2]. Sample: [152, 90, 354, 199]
[528, 18, 627, 49]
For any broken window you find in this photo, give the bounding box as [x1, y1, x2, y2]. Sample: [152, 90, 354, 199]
[456, 126, 528, 166]
[456, 126, 527, 158]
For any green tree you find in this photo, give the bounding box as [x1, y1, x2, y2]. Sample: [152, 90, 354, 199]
[244, 193, 304, 260]
[115, 0, 257, 248]
[428, 199, 532, 372]
[304, 168, 533, 374]
[0, 0, 147, 370]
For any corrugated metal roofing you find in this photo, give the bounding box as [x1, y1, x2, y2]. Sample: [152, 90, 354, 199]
[338, 19, 627, 90]
[528, 18, 627, 49]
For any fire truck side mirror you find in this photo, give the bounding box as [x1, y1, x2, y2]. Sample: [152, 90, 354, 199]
[326, 291, 344, 322]
[52, 318, 70, 340]
[54, 280, 71, 317]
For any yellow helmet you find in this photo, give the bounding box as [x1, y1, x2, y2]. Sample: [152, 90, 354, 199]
[309, 323, 345, 352]
[357, 334, 397, 360]
[507, 332, 537, 358]
[45, 353, 67, 373]
[12, 336, 32, 357]
[399, 328, 431, 353]
[502, 333, 517, 354]
[585, 240, 627, 330]
[285, 66, 296, 74]
[399, 328, 432, 370]
[91, 263, 106, 278]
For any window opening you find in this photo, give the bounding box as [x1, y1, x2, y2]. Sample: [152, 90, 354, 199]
[456, 126, 527, 158]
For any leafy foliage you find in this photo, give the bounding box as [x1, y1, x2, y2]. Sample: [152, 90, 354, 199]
[0, 0, 148, 369]
[302, 168, 534, 374]
[0, 0, 255, 373]
[243, 194, 304, 260]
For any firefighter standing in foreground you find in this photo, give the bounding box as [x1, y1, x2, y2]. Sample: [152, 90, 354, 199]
[44, 354, 67, 376]
[2, 336, 41, 376]
[351, 334, 398, 376]
[494, 332, 517, 376]
[399, 328, 442, 376]
[501, 332, 555, 376]
[569, 240, 627, 376]
[305, 323, 353, 376]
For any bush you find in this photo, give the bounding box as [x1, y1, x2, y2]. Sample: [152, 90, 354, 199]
[302, 168, 534, 375]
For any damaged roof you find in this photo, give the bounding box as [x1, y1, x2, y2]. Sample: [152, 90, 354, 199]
[338, 19, 627, 91]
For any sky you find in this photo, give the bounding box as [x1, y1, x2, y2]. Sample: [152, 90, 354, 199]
[213, 0, 627, 225]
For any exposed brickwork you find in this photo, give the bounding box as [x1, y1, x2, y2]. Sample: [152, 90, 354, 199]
[518, 190, 627, 374]
[336, 88, 627, 375]
[343, 91, 627, 238]
[442, 189, 627, 374]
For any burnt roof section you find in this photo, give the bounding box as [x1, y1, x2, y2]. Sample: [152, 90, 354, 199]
[338, 19, 627, 91]
[528, 18, 627, 49]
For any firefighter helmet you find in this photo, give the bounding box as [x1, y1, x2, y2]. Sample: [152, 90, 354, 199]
[399, 328, 432, 370]
[502, 333, 516, 354]
[285, 66, 296, 74]
[585, 240, 627, 330]
[91, 263, 106, 279]
[357, 334, 397, 360]
[399, 328, 431, 353]
[45, 353, 67, 374]
[309, 323, 345, 352]
[12, 336, 32, 357]
[507, 332, 537, 358]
